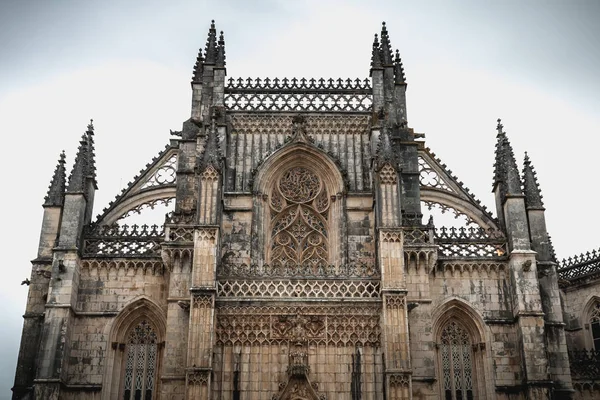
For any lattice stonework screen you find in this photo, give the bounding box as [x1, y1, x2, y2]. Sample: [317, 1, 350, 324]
[123, 320, 158, 400]
[440, 321, 474, 400]
[269, 167, 329, 266]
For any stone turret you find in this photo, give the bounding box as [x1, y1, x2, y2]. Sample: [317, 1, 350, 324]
[179, 21, 227, 214]
[370, 22, 421, 226]
[492, 119, 552, 398]
[33, 120, 97, 399]
[12, 151, 67, 399]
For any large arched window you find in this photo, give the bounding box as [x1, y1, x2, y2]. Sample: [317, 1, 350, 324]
[122, 320, 158, 400]
[252, 144, 345, 267]
[269, 166, 330, 266]
[440, 321, 475, 400]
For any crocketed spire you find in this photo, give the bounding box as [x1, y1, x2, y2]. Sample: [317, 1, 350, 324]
[192, 46, 204, 82]
[493, 118, 523, 197]
[522, 152, 545, 209]
[380, 22, 394, 65]
[370, 34, 382, 69]
[492, 119, 505, 188]
[394, 49, 406, 84]
[44, 151, 66, 206]
[216, 30, 226, 67]
[204, 20, 218, 64]
[67, 120, 97, 192]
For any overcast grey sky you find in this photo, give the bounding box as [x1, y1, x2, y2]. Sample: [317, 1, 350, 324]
[1, 0, 599, 395]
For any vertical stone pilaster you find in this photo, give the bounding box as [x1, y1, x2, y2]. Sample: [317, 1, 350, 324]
[383, 294, 411, 400]
[186, 227, 218, 399]
[379, 228, 411, 399]
[379, 230, 405, 290]
[192, 228, 218, 288]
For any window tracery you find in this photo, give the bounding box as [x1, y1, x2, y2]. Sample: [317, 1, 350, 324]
[269, 167, 329, 267]
[590, 301, 600, 350]
[440, 321, 474, 400]
[123, 320, 158, 400]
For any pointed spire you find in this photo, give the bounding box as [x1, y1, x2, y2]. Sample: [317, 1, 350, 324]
[204, 20, 218, 64]
[522, 152, 545, 209]
[394, 49, 406, 84]
[493, 119, 505, 186]
[67, 135, 88, 192]
[370, 34, 382, 69]
[493, 118, 522, 197]
[67, 120, 97, 193]
[44, 151, 66, 206]
[86, 119, 97, 188]
[216, 30, 226, 67]
[380, 22, 393, 65]
[192, 46, 204, 82]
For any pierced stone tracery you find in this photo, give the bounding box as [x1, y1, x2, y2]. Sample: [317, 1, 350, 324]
[440, 321, 474, 400]
[270, 167, 330, 267]
[123, 320, 158, 400]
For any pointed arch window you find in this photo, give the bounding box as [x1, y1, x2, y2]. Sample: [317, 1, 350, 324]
[589, 301, 600, 350]
[269, 166, 330, 267]
[123, 320, 158, 400]
[440, 321, 475, 400]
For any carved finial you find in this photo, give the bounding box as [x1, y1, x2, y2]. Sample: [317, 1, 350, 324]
[380, 22, 393, 65]
[204, 20, 218, 64]
[522, 152, 545, 209]
[370, 34, 382, 69]
[44, 150, 67, 206]
[394, 49, 406, 84]
[496, 118, 503, 133]
[216, 30, 226, 67]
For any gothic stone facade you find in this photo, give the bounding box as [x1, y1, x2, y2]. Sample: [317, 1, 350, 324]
[12, 21, 600, 400]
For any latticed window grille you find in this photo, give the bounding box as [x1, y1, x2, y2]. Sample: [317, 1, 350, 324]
[440, 321, 474, 400]
[123, 320, 158, 400]
[269, 167, 329, 267]
[590, 301, 600, 350]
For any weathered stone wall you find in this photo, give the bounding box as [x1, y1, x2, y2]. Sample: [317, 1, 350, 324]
[75, 261, 166, 312]
[562, 280, 600, 349]
[408, 260, 516, 399]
